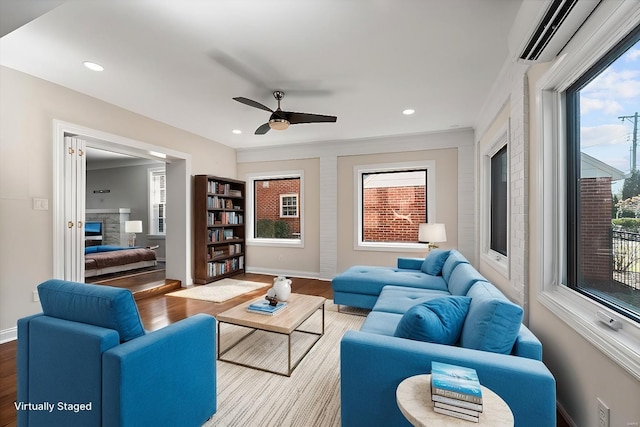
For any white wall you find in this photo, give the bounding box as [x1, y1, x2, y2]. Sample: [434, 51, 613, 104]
[0, 66, 237, 340]
[238, 129, 475, 278]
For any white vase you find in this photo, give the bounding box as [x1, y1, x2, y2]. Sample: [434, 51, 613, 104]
[273, 276, 292, 301]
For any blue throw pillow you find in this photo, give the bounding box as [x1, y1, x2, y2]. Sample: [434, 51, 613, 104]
[421, 249, 450, 275]
[460, 281, 524, 354]
[394, 296, 471, 344]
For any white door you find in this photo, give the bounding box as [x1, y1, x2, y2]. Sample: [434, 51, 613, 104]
[63, 136, 86, 281]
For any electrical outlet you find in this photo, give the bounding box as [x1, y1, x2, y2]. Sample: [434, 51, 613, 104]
[598, 398, 610, 427]
[32, 290, 39, 302]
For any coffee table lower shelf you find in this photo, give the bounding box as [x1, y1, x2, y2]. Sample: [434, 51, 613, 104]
[216, 295, 325, 377]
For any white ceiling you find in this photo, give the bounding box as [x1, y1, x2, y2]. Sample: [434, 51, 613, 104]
[0, 0, 523, 150]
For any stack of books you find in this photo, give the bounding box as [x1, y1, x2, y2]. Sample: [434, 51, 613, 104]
[246, 300, 287, 315]
[430, 362, 483, 422]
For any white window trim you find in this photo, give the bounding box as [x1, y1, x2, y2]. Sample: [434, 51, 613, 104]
[480, 124, 509, 278]
[148, 166, 166, 236]
[536, 0, 640, 380]
[245, 171, 304, 248]
[279, 193, 299, 218]
[354, 160, 435, 252]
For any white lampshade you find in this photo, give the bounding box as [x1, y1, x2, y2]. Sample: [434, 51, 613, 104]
[125, 220, 143, 233]
[418, 223, 447, 244]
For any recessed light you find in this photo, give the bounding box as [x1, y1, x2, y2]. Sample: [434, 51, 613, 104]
[402, 109, 415, 115]
[149, 151, 167, 159]
[232, 129, 242, 134]
[83, 61, 104, 72]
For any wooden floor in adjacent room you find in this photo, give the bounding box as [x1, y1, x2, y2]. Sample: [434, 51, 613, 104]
[0, 272, 569, 427]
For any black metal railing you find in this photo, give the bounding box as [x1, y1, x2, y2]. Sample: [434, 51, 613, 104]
[612, 230, 640, 290]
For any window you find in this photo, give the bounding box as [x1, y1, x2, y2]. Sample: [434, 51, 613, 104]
[490, 145, 508, 257]
[355, 161, 435, 251]
[280, 194, 299, 218]
[246, 172, 303, 246]
[536, 2, 640, 379]
[566, 26, 640, 323]
[148, 167, 166, 235]
[480, 127, 509, 274]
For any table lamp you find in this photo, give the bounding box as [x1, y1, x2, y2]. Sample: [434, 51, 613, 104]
[418, 223, 447, 249]
[125, 220, 143, 247]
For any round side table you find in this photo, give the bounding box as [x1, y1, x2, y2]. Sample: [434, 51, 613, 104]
[396, 374, 514, 426]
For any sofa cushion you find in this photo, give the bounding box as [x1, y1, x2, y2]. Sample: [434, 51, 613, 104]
[332, 266, 449, 296]
[394, 296, 471, 344]
[361, 311, 404, 336]
[447, 263, 486, 296]
[373, 285, 451, 314]
[37, 279, 145, 342]
[441, 250, 469, 283]
[420, 249, 450, 275]
[460, 281, 524, 354]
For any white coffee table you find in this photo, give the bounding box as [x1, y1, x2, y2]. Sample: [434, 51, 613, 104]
[396, 374, 514, 426]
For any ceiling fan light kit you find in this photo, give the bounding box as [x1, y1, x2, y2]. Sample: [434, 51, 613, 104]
[233, 90, 337, 135]
[269, 118, 290, 131]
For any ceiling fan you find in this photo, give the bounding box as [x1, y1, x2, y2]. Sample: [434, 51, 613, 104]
[233, 91, 337, 135]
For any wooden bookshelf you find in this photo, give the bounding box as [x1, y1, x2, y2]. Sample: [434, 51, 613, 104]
[193, 175, 245, 284]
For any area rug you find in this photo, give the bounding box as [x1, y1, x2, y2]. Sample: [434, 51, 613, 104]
[205, 301, 365, 427]
[167, 278, 268, 303]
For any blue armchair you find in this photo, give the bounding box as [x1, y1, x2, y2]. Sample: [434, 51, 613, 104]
[17, 280, 217, 427]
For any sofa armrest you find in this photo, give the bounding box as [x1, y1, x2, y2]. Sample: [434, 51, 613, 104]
[513, 324, 543, 360]
[397, 257, 424, 270]
[18, 315, 120, 427]
[103, 313, 217, 427]
[341, 331, 556, 427]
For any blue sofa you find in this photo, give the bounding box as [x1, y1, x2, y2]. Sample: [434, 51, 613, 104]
[333, 250, 556, 427]
[17, 280, 217, 427]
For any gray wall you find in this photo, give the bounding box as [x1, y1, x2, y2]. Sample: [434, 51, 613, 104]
[87, 163, 165, 258]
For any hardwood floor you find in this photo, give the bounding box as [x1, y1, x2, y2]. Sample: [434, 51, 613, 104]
[0, 273, 569, 427]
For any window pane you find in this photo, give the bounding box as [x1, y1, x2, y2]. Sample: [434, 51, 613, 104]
[362, 170, 427, 243]
[490, 146, 508, 256]
[150, 169, 166, 235]
[568, 33, 640, 321]
[280, 195, 298, 218]
[254, 178, 301, 239]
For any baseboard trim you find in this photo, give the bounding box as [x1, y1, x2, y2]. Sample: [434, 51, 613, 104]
[556, 400, 577, 427]
[1, 327, 17, 344]
[245, 267, 330, 282]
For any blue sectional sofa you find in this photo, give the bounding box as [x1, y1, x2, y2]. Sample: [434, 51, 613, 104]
[17, 280, 217, 427]
[333, 250, 556, 427]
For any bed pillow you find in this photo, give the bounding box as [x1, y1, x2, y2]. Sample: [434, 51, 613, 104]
[420, 249, 451, 276]
[394, 296, 471, 344]
[38, 279, 146, 343]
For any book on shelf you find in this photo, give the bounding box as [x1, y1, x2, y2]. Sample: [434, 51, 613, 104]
[433, 401, 481, 417]
[433, 406, 479, 423]
[247, 300, 286, 315]
[431, 394, 483, 412]
[430, 362, 483, 404]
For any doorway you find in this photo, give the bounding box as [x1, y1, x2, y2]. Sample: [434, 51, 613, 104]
[53, 120, 193, 287]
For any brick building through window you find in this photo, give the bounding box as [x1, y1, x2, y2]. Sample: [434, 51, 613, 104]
[254, 178, 301, 239]
[362, 171, 427, 243]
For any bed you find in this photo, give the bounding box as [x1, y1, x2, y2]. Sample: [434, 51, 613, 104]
[84, 245, 157, 278]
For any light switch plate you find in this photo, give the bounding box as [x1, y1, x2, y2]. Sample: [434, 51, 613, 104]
[33, 198, 48, 210]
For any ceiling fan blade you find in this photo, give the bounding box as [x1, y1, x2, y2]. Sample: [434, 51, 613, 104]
[233, 97, 273, 113]
[255, 123, 271, 135]
[286, 112, 338, 124]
